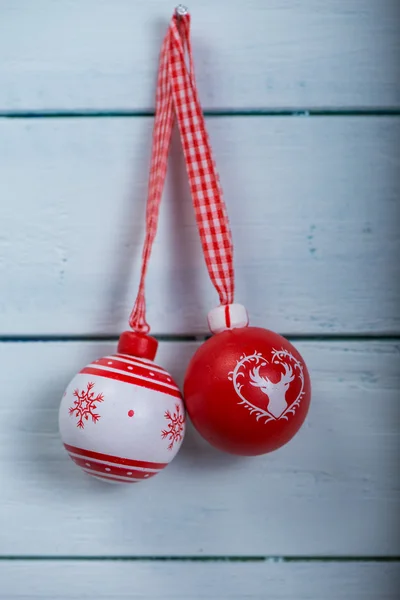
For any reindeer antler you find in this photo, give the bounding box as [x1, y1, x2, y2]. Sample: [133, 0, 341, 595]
[250, 362, 294, 389]
[249, 366, 269, 388]
[280, 362, 295, 385]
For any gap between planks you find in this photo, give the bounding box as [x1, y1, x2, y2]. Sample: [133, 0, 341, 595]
[0, 556, 399, 562]
[0, 334, 399, 343]
[1, 109, 400, 119]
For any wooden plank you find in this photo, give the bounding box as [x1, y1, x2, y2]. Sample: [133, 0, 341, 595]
[0, 117, 399, 335]
[0, 340, 398, 556]
[0, 561, 399, 599]
[0, 0, 399, 111]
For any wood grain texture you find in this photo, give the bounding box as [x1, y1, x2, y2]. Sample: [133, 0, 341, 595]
[0, 561, 399, 599]
[0, 0, 399, 111]
[0, 340, 398, 557]
[1, 1, 398, 594]
[1, 117, 399, 335]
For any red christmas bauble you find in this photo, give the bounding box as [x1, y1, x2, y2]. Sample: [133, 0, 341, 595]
[184, 306, 311, 455]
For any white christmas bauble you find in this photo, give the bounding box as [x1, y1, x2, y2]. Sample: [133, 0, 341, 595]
[59, 333, 185, 484]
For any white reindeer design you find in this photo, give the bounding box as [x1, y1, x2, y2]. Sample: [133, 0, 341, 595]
[249, 362, 295, 418]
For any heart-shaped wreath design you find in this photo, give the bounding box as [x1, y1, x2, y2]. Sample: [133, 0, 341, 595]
[228, 348, 305, 424]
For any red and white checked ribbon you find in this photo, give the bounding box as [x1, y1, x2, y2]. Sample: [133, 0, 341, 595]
[130, 8, 234, 333]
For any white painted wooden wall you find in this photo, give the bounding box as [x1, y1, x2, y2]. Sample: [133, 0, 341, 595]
[0, 1, 399, 598]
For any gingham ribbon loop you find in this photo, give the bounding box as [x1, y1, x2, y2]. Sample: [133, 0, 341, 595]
[169, 13, 235, 306]
[130, 9, 234, 333]
[129, 29, 174, 333]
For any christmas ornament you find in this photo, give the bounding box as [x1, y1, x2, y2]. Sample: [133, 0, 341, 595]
[166, 8, 311, 455]
[184, 324, 311, 455]
[58, 13, 187, 482]
[59, 338, 185, 483]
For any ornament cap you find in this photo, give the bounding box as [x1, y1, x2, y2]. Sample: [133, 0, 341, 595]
[117, 331, 158, 360]
[207, 303, 249, 334]
[175, 4, 188, 16]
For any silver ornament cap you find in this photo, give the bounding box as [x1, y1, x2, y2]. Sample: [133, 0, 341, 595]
[175, 4, 189, 17]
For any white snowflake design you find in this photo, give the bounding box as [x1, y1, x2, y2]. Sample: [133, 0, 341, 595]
[69, 382, 104, 429]
[228, 348, 305, 424]
[161, 404, 185, 450]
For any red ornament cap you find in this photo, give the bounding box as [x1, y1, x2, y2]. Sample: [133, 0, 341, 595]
[117, 331, 158, 360]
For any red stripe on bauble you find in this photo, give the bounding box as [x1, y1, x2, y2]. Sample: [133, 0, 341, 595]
[63, 443, 168, 470]
[96, 356, 170, 382]
[70, 455, 157, 479]
[80, 366, 181, 398]
[115, 353, 169, 373]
